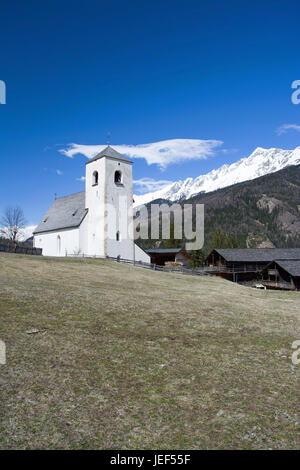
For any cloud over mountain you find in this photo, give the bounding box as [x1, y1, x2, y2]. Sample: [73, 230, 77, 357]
[133, 146, 300, 206]
[133, 178, 172, 193]
[60, 139, 223, 169]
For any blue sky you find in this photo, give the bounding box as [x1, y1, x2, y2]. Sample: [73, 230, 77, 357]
[0, 0, 300, 228]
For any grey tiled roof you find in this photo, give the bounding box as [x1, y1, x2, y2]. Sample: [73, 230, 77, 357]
[87, 145, 132, 164]
[214, 248, 300, 262]
[274, 260, 300, 277]
[33, 191, 88, 234]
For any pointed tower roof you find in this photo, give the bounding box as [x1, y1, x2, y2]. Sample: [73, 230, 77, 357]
[86, 145, 132, 164]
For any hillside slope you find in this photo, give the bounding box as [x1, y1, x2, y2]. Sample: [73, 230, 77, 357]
[0, 253, 299, 449]
[137, 164, 300, 251]
[188, 164, 300, 250]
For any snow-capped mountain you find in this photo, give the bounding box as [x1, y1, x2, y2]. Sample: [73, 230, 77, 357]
[133, 146, 300, 206]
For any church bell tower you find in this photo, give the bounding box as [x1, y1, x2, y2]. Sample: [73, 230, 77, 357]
[85, 146, 134, 259]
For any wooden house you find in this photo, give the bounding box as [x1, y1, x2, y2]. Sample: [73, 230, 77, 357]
[146, 248, 191, 267]
[205, 248, 300, 288]
[261, 260, 300, 291]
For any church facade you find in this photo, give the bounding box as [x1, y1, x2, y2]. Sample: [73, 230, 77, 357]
[33, 146, 150, 263]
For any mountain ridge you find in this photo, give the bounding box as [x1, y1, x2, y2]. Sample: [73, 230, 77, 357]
[134, 146, 300, 206]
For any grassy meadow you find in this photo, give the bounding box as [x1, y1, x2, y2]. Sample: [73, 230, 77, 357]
[0, 252, 299, 449]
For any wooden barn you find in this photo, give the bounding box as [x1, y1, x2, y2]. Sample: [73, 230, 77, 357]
[205, 248, 300, 289]
[206, 248, 300, 272]
[146, 248, 191, 267]
[261, 260, 300, 291]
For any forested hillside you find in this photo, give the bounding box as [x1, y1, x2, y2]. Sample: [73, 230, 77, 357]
[136, 164, 300, 254]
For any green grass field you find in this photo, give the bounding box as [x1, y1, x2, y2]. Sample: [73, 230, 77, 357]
[0, 252, 299, 449]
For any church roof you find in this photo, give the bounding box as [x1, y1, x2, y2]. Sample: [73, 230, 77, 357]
[33, 191, 88, 234]
[87, 145, 132, 164]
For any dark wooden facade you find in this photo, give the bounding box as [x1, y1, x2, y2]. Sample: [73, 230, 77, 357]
[146, 249, 191, 267]
[205, 249, 273, 274]
[261, 260, 300, 291]
[205, 248, 300, 290]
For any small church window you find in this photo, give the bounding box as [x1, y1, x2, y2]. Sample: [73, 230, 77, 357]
[116, 231, 120, 241]
[92, 171, 98, 186]
[114, 170, 122, 184]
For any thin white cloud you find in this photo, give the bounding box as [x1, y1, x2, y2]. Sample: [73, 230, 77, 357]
[133, 178, 172, 194]
[277, 124, 300, 135]
[76, 176, 86, 182]
[60, 139, 223, 170]
[219, 148, 240, 154]
[56, 169, 63, 175]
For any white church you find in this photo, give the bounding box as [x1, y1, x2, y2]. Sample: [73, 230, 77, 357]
[33, 146, 150, 263]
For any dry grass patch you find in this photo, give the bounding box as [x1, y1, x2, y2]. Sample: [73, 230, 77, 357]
[0, 252, 299, 449]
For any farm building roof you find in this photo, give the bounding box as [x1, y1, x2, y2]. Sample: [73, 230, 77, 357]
[273, 260, 300, 277]
[146, 249, 191, 260]
[210, 248, 300, 263]
[87, 145, 132, 164]
[33, 191, 88, 234]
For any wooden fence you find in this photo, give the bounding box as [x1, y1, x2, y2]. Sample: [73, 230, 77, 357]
[0, 243, 42, 256]
[68, 253, 209, 277]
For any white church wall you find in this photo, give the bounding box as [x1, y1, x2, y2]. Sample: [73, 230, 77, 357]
[134, 244, 150, 263]
[78, 210, 89, 255]
[34, 227, 80, 257]
[85, 158, 106, 256]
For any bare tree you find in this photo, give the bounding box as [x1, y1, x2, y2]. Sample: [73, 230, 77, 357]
[0, 206, 27, 244]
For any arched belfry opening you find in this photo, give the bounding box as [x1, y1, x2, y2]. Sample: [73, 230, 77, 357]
[92, 171, 98, 186]
[114, 170, 122, 184]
